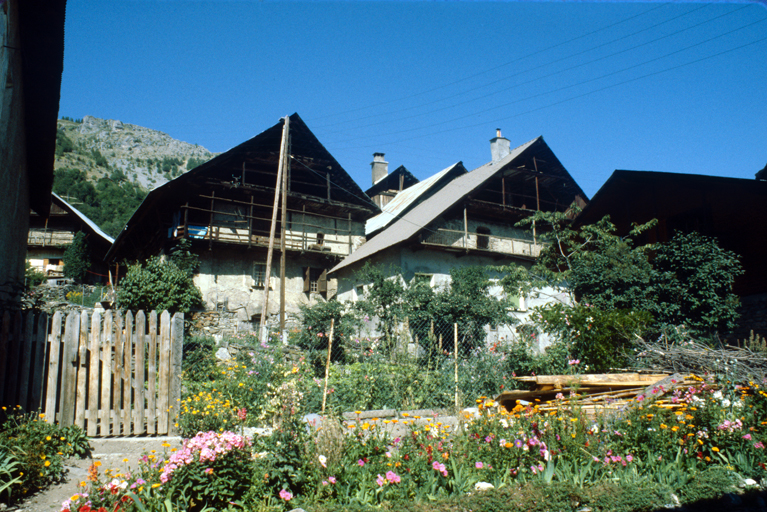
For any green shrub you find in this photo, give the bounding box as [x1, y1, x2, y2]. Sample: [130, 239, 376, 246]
[62, 232, 91, 283]
[0, 407, 90, 502]
[117, 257, 202, 314]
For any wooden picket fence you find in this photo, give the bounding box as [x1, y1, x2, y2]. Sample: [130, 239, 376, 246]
[0, 309, 183, 436]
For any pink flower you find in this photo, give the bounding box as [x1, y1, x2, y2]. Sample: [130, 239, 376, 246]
[475, 462, 484, 469]
[626, 454, 634, 463]
[328, 476, 337, 484]
[237, 408, 247, 421]
[279, 489, 292, 501]
[385, 471, 400, 484]
[755, 442, 765, 449]
[376, 474, 386, 487]
[358, 459, 365, 467]
[743, 434, 752, 441]
[568, 359, 580, 366]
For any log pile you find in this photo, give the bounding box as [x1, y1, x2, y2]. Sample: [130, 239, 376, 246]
[494, 372, 700, 414]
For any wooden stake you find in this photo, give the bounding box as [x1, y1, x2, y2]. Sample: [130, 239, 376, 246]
[454, 323, 459, 411]
[321, 319, 335, 414]
[259, 116, 290, 343]
[279, 134, 290, 336]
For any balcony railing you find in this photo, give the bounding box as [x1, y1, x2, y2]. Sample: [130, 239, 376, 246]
[420, 228, 544, 259]
[173, 225, 360, 257]
[28, 229, 75, 247]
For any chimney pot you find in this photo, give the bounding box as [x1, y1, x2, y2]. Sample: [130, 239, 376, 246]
[371, 153, 389, 184]
[490, 129, 511, 163]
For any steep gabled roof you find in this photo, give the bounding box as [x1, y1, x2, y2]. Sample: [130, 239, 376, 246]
[330, 136, 586, 274]
[365, 165, 419, 197]
[107, 113, 379, 262]
[50, 192, 115, 245]
[365, 162, 467, 236]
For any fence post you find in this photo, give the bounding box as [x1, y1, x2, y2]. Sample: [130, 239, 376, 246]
[75, 311, 89, 429]
[100, 311, 113, 435]
[123, 311, 134, 432]
[45, 312, 63, 423]
[134, 311, 146, 435]
[147, 311, 158, 435]
[454, 323, 459, 412]
[169, 312, 184, 435]
[31, 313, 48, 412]
[88, 311, 101, 436]
[321, 319, 335, 414]
[113, 312, 124, 434]
[19, 313, 34, 410]
[60, 312, 80, 426]
[158, 311, 171, 435]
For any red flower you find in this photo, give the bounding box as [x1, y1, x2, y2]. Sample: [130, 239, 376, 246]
[78, 506, 91, 512]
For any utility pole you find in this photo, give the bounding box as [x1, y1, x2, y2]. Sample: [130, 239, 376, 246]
[259, 116, 289, 344]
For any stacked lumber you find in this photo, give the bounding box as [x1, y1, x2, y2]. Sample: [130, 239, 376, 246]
[494, 373, 699, 414]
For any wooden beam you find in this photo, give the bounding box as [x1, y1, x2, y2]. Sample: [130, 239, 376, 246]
[259, 116, 289, 343]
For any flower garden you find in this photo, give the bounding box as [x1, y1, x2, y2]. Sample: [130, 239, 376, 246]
[2, 331, 767, 512]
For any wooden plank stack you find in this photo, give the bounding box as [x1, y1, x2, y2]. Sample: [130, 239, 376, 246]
[495, 373, 698, 414]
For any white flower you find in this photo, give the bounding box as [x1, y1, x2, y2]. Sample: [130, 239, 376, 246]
[319, 455, 327, 468]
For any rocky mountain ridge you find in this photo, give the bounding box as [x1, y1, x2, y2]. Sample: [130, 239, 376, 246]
[56, 115, 216, 191]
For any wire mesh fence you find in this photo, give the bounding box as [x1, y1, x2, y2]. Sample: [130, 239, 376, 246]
[182, 314, 521, 423]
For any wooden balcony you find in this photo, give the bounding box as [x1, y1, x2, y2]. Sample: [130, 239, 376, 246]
[420, 228, 543, 259]
[28, 229, 75, 247]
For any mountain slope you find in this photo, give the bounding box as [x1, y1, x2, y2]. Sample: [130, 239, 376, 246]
[53, 116, 217, 239]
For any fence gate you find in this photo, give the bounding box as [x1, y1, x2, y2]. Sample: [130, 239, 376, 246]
[0, 310, 183, 436]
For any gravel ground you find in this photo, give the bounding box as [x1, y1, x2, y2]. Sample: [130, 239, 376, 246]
[10, 437, 182, 512]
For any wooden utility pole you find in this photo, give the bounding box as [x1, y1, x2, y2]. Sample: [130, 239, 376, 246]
[259, 116, 289, 343]
[279, 134, 290, 336]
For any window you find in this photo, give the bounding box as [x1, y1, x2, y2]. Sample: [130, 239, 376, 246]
[316, 232, 325, 246]
[476, 226, 491, 249]
[303, 267, 327, 295]
[253, 263, 267, 288]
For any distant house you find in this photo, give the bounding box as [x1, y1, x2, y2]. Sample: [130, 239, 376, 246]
[27, 192, 114, 283]
[576, 169, 767, 339]
[331, 131, 587, 348]
[107, 113, 380, 330]
[365, 154, 419, 210]
[0, 0, 67, 308]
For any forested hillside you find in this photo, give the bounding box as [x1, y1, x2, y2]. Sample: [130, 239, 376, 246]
[52, 116, 216, 238]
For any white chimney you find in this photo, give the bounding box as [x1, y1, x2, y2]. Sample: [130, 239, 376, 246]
[490, 128, 511, 163]
[371, 152, 388, 184]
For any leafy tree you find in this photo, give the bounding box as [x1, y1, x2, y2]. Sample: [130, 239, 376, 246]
[499, 211, 744, 368]
[353, 262, 407, 350]
[117, 257, 202, 314]
[62, 232, 91, 283]
[651, 231, 743, 334]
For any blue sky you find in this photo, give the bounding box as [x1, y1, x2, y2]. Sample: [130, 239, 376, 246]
[59, 1, 767, 198]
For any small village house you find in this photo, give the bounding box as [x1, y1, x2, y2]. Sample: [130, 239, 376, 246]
[331, 131, 588, 349]
[27, 192, 114, 283]
[107, 113, 380, 333]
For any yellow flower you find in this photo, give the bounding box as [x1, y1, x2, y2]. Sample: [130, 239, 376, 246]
[44, 460, 51, 467]
[94, 461, 102, 467]
[712, 447, 720, 452]
[46, 436, 52, 441]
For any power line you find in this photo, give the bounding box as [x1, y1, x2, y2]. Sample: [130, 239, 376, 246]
[326, 16, 767, 148]
[317, 3, 713, 134]
[330, 30, 767, 153]
[321, 3, 747, 136]
[308, 2, 671, 125]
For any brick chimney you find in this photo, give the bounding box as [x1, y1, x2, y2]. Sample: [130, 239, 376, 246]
[371, 152, 388, 184]
[490, 129, 510, 163]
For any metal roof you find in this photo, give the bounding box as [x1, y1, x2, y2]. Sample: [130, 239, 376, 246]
[51, 192, 115, 244]
[330, 137, 544, 275]
[365, 162, 466, 236]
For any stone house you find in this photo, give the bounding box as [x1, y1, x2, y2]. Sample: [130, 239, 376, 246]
[0, 0, 67, 308]
[107, 113, 380, 332]
[331, 131, 587, 349]
[27, 192, 114, 283]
